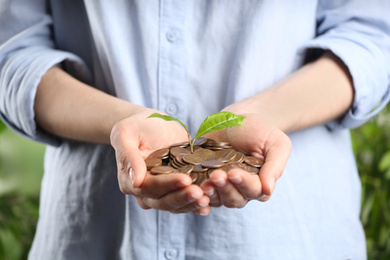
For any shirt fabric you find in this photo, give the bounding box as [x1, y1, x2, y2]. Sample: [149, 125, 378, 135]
[1, 0, 390, 259]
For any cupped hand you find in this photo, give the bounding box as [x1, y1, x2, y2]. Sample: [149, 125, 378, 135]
[110, 108, 210, 215]
[201, 111, 292, 208]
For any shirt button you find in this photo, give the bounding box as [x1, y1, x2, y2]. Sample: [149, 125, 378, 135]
[164, 249, 178, 260]
[166, 30, 180, 43]
[165, 102, 178, 115]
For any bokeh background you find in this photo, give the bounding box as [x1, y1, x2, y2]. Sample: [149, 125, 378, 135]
[0, 106, 390, 259]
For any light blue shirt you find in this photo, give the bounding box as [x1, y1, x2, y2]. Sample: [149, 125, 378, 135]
[1, 1, 390, 259]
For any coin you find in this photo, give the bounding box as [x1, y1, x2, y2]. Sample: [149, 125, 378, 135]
[201, 159, 224, 168]
[145, 138, 261, 185]
[170, 141, 189, 148]
[195, 172, 207, 185]
[232, 151, 245, 163]
[246, 165, 260, 175]
[144, 158, 162, 170]
[193, 137, 207, 146]
[221, 162, 246, 172]
[207, 141, 231, 147]
[148, 148, 170, 159]
[177, 165, 194, 174]
[170, 147, 191, 157]
[193, 149, 215, 161]
[189, 172, 198, 183]
[174, 153, 187, 165]
[170, 159, 183, 169]
[244, 156, 264, 167]
[186, 145, 203, 152]
[214, 149, 236, 162]
[150, 166, 175, 175]
[192, 164, 208, 173]
[183, 154, 204, 165]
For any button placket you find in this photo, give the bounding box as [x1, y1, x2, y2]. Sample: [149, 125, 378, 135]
[157, 1, 188, 258]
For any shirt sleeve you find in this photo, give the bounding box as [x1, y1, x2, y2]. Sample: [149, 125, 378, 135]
[300, 0, 390, 130]
[0, 0, 90, 146]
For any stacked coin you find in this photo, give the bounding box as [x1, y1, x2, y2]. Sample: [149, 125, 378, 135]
[144, 137, 264, 186]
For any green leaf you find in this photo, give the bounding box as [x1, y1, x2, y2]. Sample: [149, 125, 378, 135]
[194, 111, 246, 140]
[147, 113, 190, 137]
[148, 111, 246, 153]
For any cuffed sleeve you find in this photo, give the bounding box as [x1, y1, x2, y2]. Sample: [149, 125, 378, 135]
[300, 0, 390, 130]
[0, 0, 90, 145]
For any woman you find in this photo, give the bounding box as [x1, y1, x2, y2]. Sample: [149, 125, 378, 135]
[1, 0, 389, 259]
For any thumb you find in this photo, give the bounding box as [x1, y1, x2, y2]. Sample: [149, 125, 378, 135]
[258, 133, 291, 198]
[126, 144, 147, 189]
[111, 122, 147, 190]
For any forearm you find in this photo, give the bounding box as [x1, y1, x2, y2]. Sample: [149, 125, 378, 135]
[34, 67, 144, 144]
[226, 51, 354, 133]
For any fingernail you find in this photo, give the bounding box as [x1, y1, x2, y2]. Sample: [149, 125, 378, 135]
[197, 200, 208, 208]
[129, 168, 135, 187]
[259, 194, 270, 201]
[198, 209, 209, 216]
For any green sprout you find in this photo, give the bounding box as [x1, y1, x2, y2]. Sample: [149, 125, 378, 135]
[148, 111, 246, 153]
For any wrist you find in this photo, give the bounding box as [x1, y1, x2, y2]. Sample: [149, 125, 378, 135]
[224, 51, 353, 133]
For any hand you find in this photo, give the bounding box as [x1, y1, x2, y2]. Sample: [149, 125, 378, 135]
[110, 108, 211, 215]
[201, 111, 291, 208]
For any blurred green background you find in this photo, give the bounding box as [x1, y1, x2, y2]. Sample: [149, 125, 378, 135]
[0, 107, 390, 260]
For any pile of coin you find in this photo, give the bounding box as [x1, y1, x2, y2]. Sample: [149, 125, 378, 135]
[144, 137, 264, 186]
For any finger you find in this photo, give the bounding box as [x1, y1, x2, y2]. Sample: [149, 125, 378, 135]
[227, 168, 262, 199]
[137, 185, 205, 212]
[195, 206, 212, 216]
[209, 169, 247, 208]
[200, 180, 222, 207]
[134, 173, 192, 199]
[172, 195, 210, 214]
[259, 133, 292, 199]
